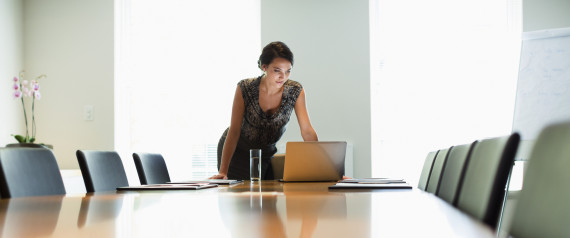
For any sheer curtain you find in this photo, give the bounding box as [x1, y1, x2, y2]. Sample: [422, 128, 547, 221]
[115, 0, 261, 182]
[370, 0, 522, 185]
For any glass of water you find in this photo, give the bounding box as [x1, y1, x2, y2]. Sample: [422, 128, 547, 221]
[250, 149, 262, 181]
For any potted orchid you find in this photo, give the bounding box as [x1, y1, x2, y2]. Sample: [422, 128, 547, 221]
[9, 71, 50, 148]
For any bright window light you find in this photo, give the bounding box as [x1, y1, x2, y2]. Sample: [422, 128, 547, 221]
[116, 0, 261, 181]
[370, 0, 522, 186]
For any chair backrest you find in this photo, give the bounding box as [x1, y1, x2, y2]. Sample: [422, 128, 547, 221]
[426, 147, 451, 194]
[133, 153, 171, 185]
[509, 122, 570, 237]
[271, 154, 285, 180]
[76, 150, 129, 192]
[418, 150, 438, 190]
[0, 148, 66, 198]
[456, 133, 519, 228]
[436, 141, 477, 206]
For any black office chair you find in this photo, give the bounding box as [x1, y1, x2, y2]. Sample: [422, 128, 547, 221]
[0, 148, 66, 198]
[455, 133, 519, 228]
[418, 150, 438, 191]
[133, 153, 171, 185]
[425, 147, 451, 194]
[271, 154, 285, 180]
[508, 121, 570, 237]
[76, 150, 129, 192]
[436, 141, 477, 206]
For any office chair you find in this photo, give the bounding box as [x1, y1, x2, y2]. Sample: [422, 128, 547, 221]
[425, 147, 451, 194]
[133, 152, 171, 185]
[455, 133, 519, 228]
[508, 121, 570, 237]
[271, 154, 285, 180]
[76, 150, 129, 192]
[0, 148, 66, 198]
[436, 141, 477, 206]
[418, 150, 438, 191]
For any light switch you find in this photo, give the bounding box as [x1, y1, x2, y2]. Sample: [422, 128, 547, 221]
[84, 105, 94, 121]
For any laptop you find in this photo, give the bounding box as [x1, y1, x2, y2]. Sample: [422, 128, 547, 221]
[281, 141, 347, 182]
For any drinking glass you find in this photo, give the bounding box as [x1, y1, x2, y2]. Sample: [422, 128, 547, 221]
[250, 149, 262, 181]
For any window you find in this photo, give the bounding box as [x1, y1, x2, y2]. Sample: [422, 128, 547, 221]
[370, 0, 522, 185]
[115, 0, 261, 181]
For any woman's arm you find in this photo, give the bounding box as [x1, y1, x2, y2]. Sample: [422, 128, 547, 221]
[294, 89, 318, 141]
[210, 86, 245, 179]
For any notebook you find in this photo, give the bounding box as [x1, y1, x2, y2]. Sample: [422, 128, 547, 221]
[328, 182, 412, 189]
[329, 178, 412, 189]
[337, 178, 407, 184]
[117, 183, 218, 191]
[281, 141, 347, 182]
[168, 179, 243, 185]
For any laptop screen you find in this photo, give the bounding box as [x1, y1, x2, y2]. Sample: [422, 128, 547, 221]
[282, 141, 347, 182]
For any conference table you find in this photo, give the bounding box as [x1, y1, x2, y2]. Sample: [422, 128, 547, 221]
[0, 180, 495, 237]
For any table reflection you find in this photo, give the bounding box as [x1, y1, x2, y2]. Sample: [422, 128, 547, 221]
[0, 195, 63, 237]
[77, 193, 124, 228]
[282, 182, 348, 238]
[217, 181, 349, 237]
[0, 181, 493, 238]
[218, 182, 286, 238]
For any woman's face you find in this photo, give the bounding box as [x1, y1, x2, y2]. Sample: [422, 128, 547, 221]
[262, 57, 292, 89]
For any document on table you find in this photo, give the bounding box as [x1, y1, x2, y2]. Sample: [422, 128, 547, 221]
[117, 183, 218, 191]
[338, 178, 407, 184]
[168, 179, 243, 185]
[329, 182, 412, 189]
[329, 178, 413, 189]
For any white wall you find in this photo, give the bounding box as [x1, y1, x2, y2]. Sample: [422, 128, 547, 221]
[261, 0, 371, 178]
[0, 0, 25, 146]
[24, 0, 114, 169]
[523, 0, 570, 32]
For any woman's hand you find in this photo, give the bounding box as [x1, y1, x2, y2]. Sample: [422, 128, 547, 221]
[209, 173, 228, 180]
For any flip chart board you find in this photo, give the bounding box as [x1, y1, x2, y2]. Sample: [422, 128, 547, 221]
[512, 27, 570, 140]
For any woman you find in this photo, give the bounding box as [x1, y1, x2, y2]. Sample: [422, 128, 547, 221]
[210, 41, 318, 180]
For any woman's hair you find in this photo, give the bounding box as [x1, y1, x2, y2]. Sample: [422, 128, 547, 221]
[257, 41, 294, 70]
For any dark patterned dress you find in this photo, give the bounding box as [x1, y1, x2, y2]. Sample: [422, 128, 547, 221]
[217, 76, 302, 180]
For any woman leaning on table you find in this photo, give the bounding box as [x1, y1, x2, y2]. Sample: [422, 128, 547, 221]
[209, 41, 318, 180]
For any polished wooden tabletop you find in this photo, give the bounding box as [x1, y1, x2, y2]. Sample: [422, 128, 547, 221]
[0, 181, 494, 238]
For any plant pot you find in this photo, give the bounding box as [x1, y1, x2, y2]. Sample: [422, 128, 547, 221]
[6, 143, 53, 150]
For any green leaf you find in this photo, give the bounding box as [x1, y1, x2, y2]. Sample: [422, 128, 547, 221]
[30, 137, 36, 143]
[12, 134, 25, 143]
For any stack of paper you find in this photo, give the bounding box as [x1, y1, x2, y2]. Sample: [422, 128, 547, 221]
[168, 179, 243, 185]
[117, 183, 218, 191]
[329, 178, 413, 189]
